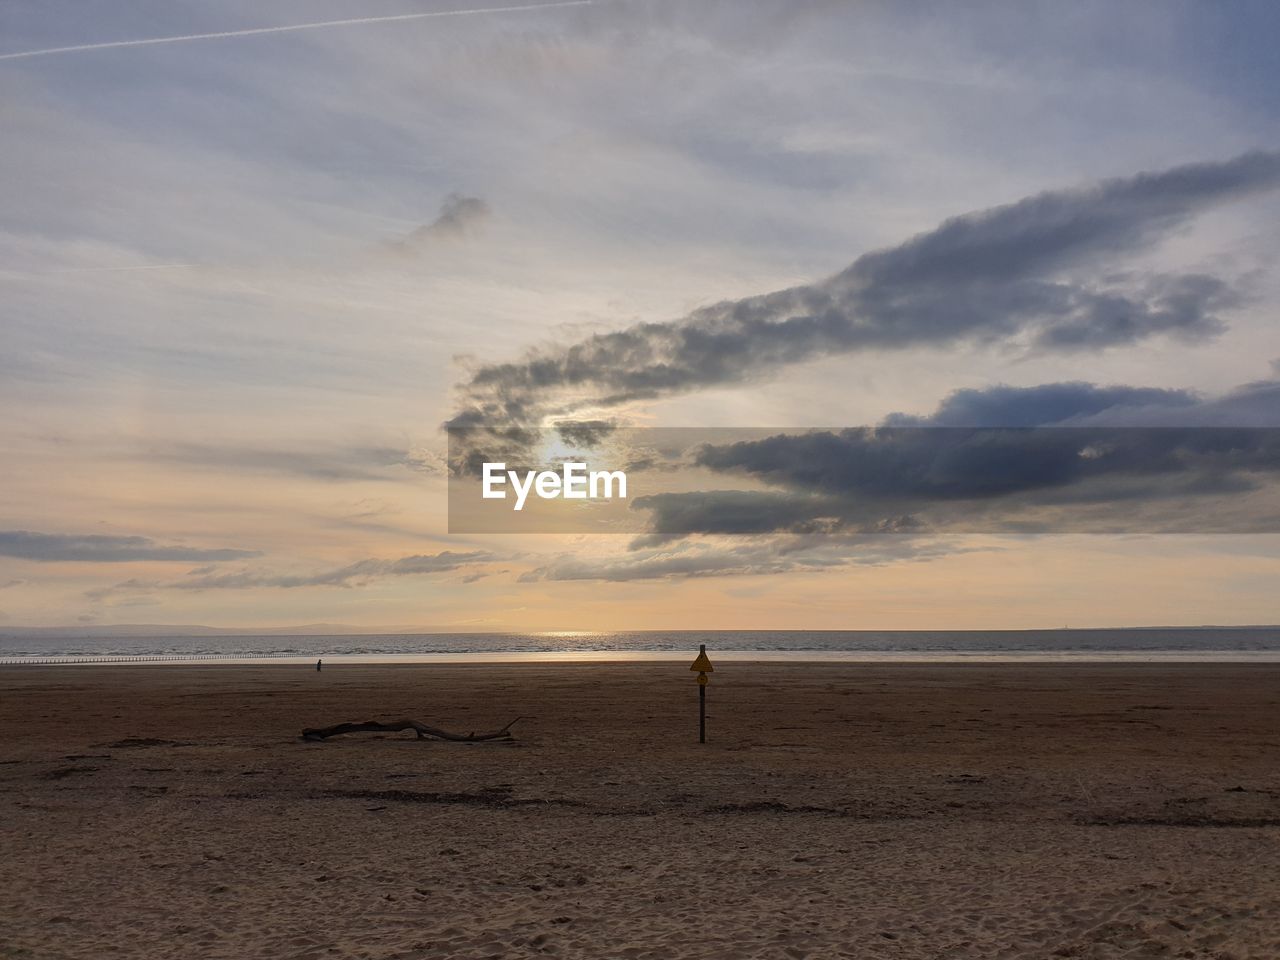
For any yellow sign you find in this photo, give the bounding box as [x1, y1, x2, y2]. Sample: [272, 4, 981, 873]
[690, 650, 713, 673]
[697, 672, 709, 686]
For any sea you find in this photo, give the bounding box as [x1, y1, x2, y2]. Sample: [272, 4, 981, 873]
[2, 628, 1279, 665]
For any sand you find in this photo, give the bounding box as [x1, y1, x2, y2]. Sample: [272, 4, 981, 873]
[2, 661, 1279, 959]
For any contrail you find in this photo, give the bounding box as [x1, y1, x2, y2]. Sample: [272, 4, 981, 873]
[0, 0, 596, 62]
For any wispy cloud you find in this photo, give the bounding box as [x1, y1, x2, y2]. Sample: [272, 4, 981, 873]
[410, 194, 490, 242]
[387, 194, 492, 254]
[87, 550, 495, 599]
[520, 535, 969, 582]
[0, 531, 259, 563]
[136, 442, 442, 482]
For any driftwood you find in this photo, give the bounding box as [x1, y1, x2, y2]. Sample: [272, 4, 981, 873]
[301, 717, 523, 743]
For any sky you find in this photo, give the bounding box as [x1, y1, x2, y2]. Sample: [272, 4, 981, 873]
[2, 0, 1280, 631]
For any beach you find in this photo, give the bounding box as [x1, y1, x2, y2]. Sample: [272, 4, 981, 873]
[2, 662, 1278, 959]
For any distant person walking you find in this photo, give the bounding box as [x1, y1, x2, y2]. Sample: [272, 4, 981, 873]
[316, 659, 322, 672]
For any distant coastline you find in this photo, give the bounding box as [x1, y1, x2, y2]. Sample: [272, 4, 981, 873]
[3, 626, 1279, 665]
[3, 622, 1278, 638]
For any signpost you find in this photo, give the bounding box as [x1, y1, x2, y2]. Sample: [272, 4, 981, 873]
[690, 644, 713, 743]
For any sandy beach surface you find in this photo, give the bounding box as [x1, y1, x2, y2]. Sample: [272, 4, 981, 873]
[2, 661, 1279, 959]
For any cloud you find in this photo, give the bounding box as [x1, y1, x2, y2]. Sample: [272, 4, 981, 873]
[87, 549, 494, 598]
[0, 530, 259, 563]
[622, 375, 1280, 537]
[883, 382, 1201, 427]
[393, 194, 491, 250]
[697, 426, 1278, 499]
[137, 442, 442, 482]
[553, 419, 617, 447]
[519, 534, 969, 582]
[888, 376, 1280, 428]
[1061, 376, 1280, 428]
[450, 152, 1280, 450]
[176, 550, 495, 589]
[631, 490, 849, 538]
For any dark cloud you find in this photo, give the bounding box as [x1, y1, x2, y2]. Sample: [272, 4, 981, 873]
[695, 426, 1280, 499]
[1065, 376, 1280, 428]
[883, 382, 1200, 427]
[0, 530, 259, 563]
[1027, 273, 1238, 349]
[887, 376, 1280, 429]
[450, 152, 1280, 450]
[627, 375, 1280, 537]
[87, 550, 494, 599]
[553, 420, 617, 447]
[447, 422, 546, 479]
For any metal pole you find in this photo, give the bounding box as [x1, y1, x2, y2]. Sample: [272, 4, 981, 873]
[699, 677, 706, 743]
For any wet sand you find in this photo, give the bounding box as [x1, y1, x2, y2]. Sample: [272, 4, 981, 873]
[2, 662, 1279, 959]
